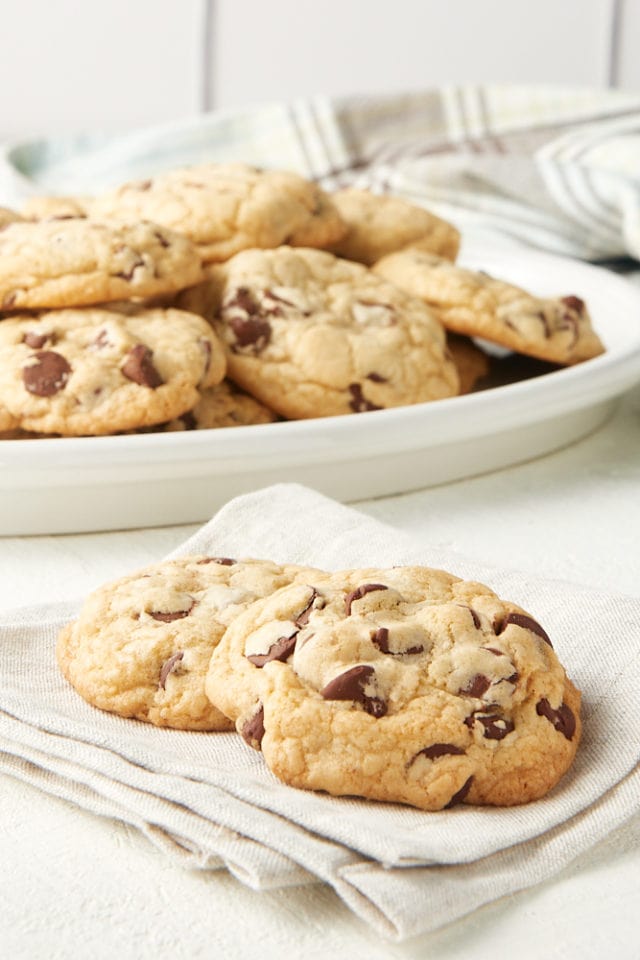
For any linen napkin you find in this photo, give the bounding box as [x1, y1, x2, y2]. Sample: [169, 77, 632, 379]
[1, 483, 639, 941]
[2, 85, 640, 262]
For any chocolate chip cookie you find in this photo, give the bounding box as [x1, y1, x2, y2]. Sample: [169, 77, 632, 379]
[374, 250, 605, 365]
[202, 246, 459, 419]
[206, 566, 581, 809]
[57, 556, 321, 730]
[0, 306, 226, 435]
[160, 379, 278, 431]
[0, 218, 204, 310]
[328, 188, 460, 265]
[86, 163, 347, 263]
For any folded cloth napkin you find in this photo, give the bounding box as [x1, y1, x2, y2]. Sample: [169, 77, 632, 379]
[1, 483, 639, 941]
[2, 85, 640, 261]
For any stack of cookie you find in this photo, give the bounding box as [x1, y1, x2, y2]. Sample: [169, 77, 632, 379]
[57, 554, 581, 811]
[0, 162, 605, 438]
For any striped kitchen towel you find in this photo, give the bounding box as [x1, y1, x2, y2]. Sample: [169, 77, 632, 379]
[1, 84, 640, 261]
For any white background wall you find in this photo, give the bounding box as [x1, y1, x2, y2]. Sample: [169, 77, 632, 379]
[0, 0, 637, 141]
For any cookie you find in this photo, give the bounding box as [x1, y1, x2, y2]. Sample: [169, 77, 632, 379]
[446, 334, 490, 394]
[21, 195, 88, 221]
[0, 306, 226, 435]
[0, 207, 23, 229]
[0, 218, 204, 310]
[206, 566, 581, 810]
[161, 379, 278, 431]
[374, 250, 604, 365]
[86, 163, 347, 263]
[57, 555, 322, 730]
[202, 246, 459, 419]
[327, 188, 460, 265]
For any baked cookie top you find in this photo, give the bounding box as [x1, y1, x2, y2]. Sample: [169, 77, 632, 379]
[0, 218, 204, 310]
[206, 565, 581, 810]
[0, 306, 225, 435]
[202, 246, 459, 419]
[374, 250, 605, 365]
[0, 207, 23, 229]
[57, 555, 322, 731]
[328, 188, 460, 265]
[86, 163, 347, 263]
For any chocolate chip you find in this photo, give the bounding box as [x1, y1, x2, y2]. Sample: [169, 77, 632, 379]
[22, 351, 71, 396]
[153, 230, 170, 248]
[536, 311, 551, 338]
[495, 612, 552, 647]
[366, 372, 387, 383]
[294, 589, 319, 627]
[536, 698, 576, 740]
[197, 557, 237, 565]
[345, 583, 388, 615]
[321, 664, 387, 718]
[444, 775, 474, 808]
[371, 627, 390, 653]
[114, 255, 145, 282]
[348, 383, 382, 413]
[22, 331, 53, 349]
[370, 627, 423, 656]
[225, 287, 257, 314]
[177, 411, 197, 430]
[457, 604, 481, 629]
[412, 743, 465, 762]
[159, 651, 184, 689]
[91, 329, 110, 350]
[121, 344, 164, 388]
[229, 315, 272, 353]
[459, 674, 491, 698]
[149, 600, 194, 622]
[241, 705, 265, 750]
[466, 713, 515, 741]
[561, 295, 585, 314]
[247, 634, 297, 668]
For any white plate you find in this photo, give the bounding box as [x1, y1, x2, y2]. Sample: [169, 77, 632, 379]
[2, 248, 640, 535]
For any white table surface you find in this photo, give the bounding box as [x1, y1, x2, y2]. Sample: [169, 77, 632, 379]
[1, 379, 639, 960]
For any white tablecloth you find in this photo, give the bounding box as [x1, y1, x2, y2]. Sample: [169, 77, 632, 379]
[1, 375, 639, 959]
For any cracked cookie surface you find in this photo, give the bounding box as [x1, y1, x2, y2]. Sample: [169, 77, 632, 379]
[194, 246, 458, 419]
[86, 163, 347, 263]
[0, 306, 225, 435]
[374, 250, 604, 365]
[206, 566, 581, 809]
[57, 556, 321, 730]
[0, 218, 204, 310]
[328, 188, 460, 265]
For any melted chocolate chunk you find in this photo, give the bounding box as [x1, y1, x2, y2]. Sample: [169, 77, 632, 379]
[366, 372, 387, 383]
[159, 651, 184, 689]
[561, 295, 585, 314]
[242, 705, 265, 750]
[459, 674, 491, 698]
[198, 557, 236, 565]
[149, 600, 194, 622]
[444, 775, 474, 809]
[121, 344, 164, 388]
[536, 698, 576, 740]
[294, 589, 318, 627]
[345, 583, 388, 616]
[229, 315, 272, 352]
[246, 634, 297, 668]
[348, 383, 382, 413]
[412, 743, 465, 762]
[321, 664, 387, 718]
[115, 256, 145, 282]
[495, 612, 552, 647]
[22, 350, 71, 396]
[466, 713, 515, 741]
[23, 331, 54, 349]
[457, 604, 481, 629]
[370, 627, 423, 656]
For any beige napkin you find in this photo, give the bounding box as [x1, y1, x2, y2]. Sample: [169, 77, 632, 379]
[1, 483, 639, 941]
